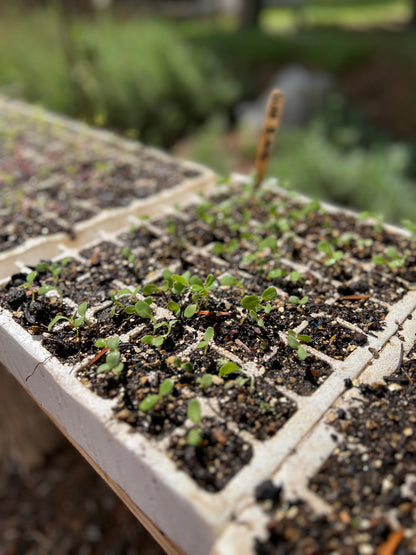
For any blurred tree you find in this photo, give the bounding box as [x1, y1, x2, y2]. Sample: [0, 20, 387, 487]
[411, 0, 416, 26]
[241, 0, 264, 27]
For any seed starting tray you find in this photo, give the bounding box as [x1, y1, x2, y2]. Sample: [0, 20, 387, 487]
[1, 101, 415, 555]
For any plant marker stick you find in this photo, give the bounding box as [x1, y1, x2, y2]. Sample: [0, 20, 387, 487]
[254, 89, 284, 185]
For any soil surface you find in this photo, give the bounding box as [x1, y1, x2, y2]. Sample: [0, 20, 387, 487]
[1, 179, 415, 493]
[255, 362, 416, 554]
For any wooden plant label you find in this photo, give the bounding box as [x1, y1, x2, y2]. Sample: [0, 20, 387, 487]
[254, 89, 284, 185]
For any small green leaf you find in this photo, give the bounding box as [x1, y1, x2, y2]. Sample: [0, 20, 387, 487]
[77, 302, 88, 317]
[373, 256, 388, 265]
[187, 398, 201, 425]
[113, 363, 124, 375]
[318, 241, 333, 257]
[35, 262, 49, 272]
[171, 274, 188, 286]
[190, 275, 204, 287]
[47, 315, 68, 331]
[298, 334, 311, 343]
[152, 336, 164, 347]
[135, 300, 153, 319]
[139, 395, 159, 412]
[95, 338, 107, 348]
[287, 334, 299, 350]
[74, 317, 84, 328]
[204, 327, 214, 342]
[26, 270, 38, 284]
[107, 336, 120, 350]
[184, 304, 197, 318]
[198, 374, 213, 388]
[97, 363, 110, 373]
[220, 274, 238, 286]
[205, 274, 215, 288]
[182, 362, 194, 373]
[141, 335, 154, 345]
[38, 285, 53, 295]
[241, 295, 260, 310]
[142, 284, 159, 295]
[262, 287, 277, 302]
[219, 362, 241, 377]
[168, 301, 180, 315]
[298, 346, 308, 360]
[106, 351, 121, 369]
[187, 428, 202, 447]
[159, 379, 174, 397]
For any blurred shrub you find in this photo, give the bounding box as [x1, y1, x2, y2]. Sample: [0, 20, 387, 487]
[179, 111, 416, 223]
[0, 10, 239, 146]
[268, 122, 416, 223]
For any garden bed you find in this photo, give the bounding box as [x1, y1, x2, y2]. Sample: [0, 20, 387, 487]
[1, 100, 415, 554]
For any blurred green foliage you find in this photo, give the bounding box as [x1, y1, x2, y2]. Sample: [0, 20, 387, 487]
[0, 9, 238, 146]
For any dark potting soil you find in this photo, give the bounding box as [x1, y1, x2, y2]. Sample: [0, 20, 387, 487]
[1, 179, 415, 492]
[168, 419, 253, 493]
[255, 369, 416, 554]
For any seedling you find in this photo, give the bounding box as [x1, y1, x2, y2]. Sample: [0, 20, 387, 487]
[167, 272, 217, 317]
[48, 302, 91, 336]
[121, 245, 136, 264]
[372, 246, 409, 270]
[18, 270, 38, 309]
[359, 211, 383, 233]
[212, 238, 239, 257]
[187, 398, 203, 447]
[287, 329, 311, 360]
[173, 357, 194, 373]
[196, 374, 213, 388]
[197, 327, 214, 354]
[94, 336, 124, 376]
[141, 319, 178, 347]
[220, 274, 246, 295]
[139, 379, 174, 412]
[288, 295, 309, 306]
[110, 287, 138, 316]
[240, 286, 277, 327]
[218, 361, 254, 393]
[36, 257, 72, 304]
[317, 241, 344, 267]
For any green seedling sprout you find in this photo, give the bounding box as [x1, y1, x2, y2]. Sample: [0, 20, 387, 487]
[240, 286, 277, 327]
[167, 272, 217, 317]
[139, 379, 174, 412]
[94, 336, 124, 376]
[197, 327, 214, 354]
[141, 318, 178, 347]
[18, 270, 38, 309]
[197, 374, 213, 388]
[220, 274, 246, 295]
[110, 286, 140, 316]
[287, 329, 311, 360]
[218, 361, 254, 393]
[317, 241, 344, 267]
[36, 257, 72, 304]
[372, 246, 409, 270]
[187, 398, 203, 447]
[288, 295, 309, 306]
[173, 357, 194, 373]
[359, 211, 383, 233]
[48, 302, 91, 336]
[121, 245, 136, 264]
